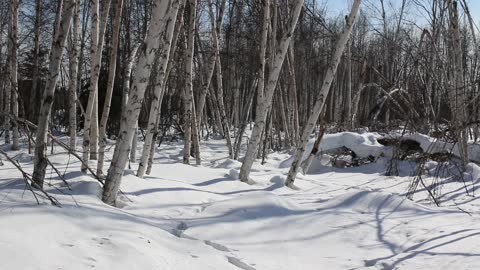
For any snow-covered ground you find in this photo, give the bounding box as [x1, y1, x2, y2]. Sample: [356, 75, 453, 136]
[1, 133, 480, 270]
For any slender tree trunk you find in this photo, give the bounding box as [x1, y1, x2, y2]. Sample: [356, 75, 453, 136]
[239, 0, 303, 182]
[195, 0, 226, 128]
[33, 0, 77, 188]
[447, 0, 469, 169]
[182, 0, 198, 165]
[301, 114, 325, 173]
[206, 0, 234, 158]
[102, 0, 184, 205]
[10, 0, 20, 150]
[68, 1, 80, 150]
[137, 2, 186, 176]
[345, 37, 352, 129]
[30, 0, 42, 123]
[82, 0, 112, 171]
[90, 94, 99, 160]
[285, 0, 361, 187]
[145, 12, 184, 175]
[3, 11, 12, 146]
[351, 60, 367, 126]
[97, 0, 124, 175]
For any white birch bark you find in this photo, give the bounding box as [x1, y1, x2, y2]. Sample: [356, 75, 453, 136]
[195, 0, 226, 128]
[207, 0, 233, 159]
[30, 0, 42, 122]
[285, 0, 361, 187]
[181, 0, 198, 165]
[102, 0, 184, 205]
[33, 0, 77, 188]
[144, 13, 184, 175]
[239, 0, 303, 182]
[68, 1, 80, 150]
[137, 1, 186, 177]
[90, 94, 99, 160]
[97, 0, 125, 175]
[447, 0, 469, 168]
[82, 0, 112, 171]
[3, 9, 12, 146]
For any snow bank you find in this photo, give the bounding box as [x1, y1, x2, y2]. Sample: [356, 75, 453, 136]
[399, 133, 480, 163]
[280, 132, 391, 168]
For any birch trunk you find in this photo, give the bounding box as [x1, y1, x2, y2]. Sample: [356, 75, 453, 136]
[3, 12, 11, 146]
[68, 1, 80, 150]
[145, 12, 184, 175]
[30, 0, 42, 122]
[137, 2, 186, 177]
[182, 0, 197, 165]
[90, 94, 99, 160]
[32, 0, 76, 188]
[97, 0, 125, 175]
[195, 0, 226, 128]
[285, 0, 361, 187]
[102, 0, 184, 205]
[207, 0, 234, 158]
[82, 0, 112, 171]
[239, 0, 303, 183]
[447, 0, 469, 169]
[301, 115, 325, 173]
[351, 60, 367, 126]
[10, 0, 20, 150]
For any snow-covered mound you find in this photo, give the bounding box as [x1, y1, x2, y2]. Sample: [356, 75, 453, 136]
[397, 133, 480, 163]
[280, 132, 390, 168]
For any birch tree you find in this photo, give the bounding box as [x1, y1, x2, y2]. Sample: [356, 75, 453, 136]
[30, 0, 42, 122]
[3, 5, 12, 146]
[97, 0, 125, 175]
[136, 1, 186, 177]
[447, 0, 469, 169]
[82, 0, 112, 171]
[103, 0, 184, 205]
[182, 0, 198, 165]
[10, 0, 19, 151]
[32, 0, 77, 188]
[195, 0, 226, 128]
[144, 12, 184, 175]
[239, 0, 304, 183]
[285, 0, 361, 187]
[68, 1, 81, 150]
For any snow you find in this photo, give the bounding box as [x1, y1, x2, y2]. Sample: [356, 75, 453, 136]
[1, 133, 480, 269]
[280, 132, 391, 168]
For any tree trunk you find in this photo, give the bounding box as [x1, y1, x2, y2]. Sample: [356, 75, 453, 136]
[285, 0, 361, 187]
[195, 0, 226, 129]
[97, 0, 124, 175]
[33, 0, 77, 188]
[206, 0, 234, 158]
[182, 0, 197, 165]
[82, 0, 112, 171]
[239, 0, 303, 183]
[68, 1, 80, 150]
[144, 11, 184, 175]
[447, 0, 469, 169]
[10, 0, 20, 151]
[30, 0, 42, 123]
[137, 2, 186, 177]
[102, 0, 184, 205]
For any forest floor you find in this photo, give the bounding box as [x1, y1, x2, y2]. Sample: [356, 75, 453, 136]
[1, 132, 480, 270]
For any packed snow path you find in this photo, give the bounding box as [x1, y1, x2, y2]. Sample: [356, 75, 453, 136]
[1, 135, 480, 270]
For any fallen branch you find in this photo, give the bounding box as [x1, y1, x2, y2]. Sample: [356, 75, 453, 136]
[0, 149, 60, 206]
